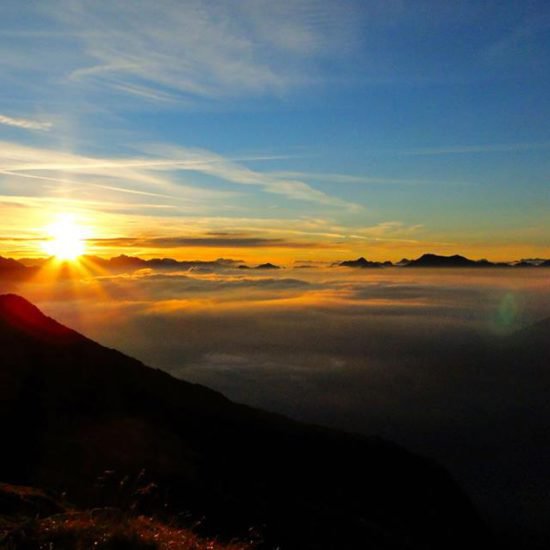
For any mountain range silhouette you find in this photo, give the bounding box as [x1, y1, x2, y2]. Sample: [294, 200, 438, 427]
[1, 253, 549, 280]
[0, 294, 491, 549]
[338, 257, 391, 268]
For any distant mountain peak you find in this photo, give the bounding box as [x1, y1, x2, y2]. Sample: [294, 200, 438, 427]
[0, 257, 27, 271]
[396, 258, 411, 266]
[406, 253, 492, 268]
[339, 257, 388, 268]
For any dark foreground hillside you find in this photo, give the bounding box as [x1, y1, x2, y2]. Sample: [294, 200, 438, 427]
[0, 294, 490, 549]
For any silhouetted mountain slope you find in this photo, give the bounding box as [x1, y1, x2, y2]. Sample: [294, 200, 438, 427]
[6, 253, 550, 275]
[0, 257, 26, 272]
[0, 294, 490, 549]
[254, 262, 280, 269]
[339, 257, 391, 268]
[406, 253, 495, 268]
[0, 257, 35, 281]
[238, 263, 280, 269]
[82, 255, 240, 273]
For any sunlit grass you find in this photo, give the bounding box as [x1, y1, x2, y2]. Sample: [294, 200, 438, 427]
[5, 510, 254, 550]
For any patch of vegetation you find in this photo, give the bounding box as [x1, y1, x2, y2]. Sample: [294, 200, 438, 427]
[0, 483, 253, 550]
[4, 510, 252, 549]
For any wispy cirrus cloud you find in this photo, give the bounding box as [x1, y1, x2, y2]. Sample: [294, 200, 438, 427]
[0, 140, 356, 210]
[351, 221, 425, 242]
[271, 171, 466, 186]
[0, 113, 52, 131]
[0, 142, 232, 210]
[402, 142, 550, 156]
[142, 144, 358, 209]
[54, 0, 361, 102]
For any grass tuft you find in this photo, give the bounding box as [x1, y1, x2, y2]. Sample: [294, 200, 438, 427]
[3, 509, 254, 549]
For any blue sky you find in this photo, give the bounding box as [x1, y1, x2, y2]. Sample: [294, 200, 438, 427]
[1, 0, 549, 261]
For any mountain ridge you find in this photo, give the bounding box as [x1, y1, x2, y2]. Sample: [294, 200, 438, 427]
[4, 252, 549, 275]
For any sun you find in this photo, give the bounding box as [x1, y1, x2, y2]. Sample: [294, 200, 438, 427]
[42, 214, 88, 261]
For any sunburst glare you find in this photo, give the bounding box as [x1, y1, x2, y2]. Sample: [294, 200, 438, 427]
[42, 214, 88, 261]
